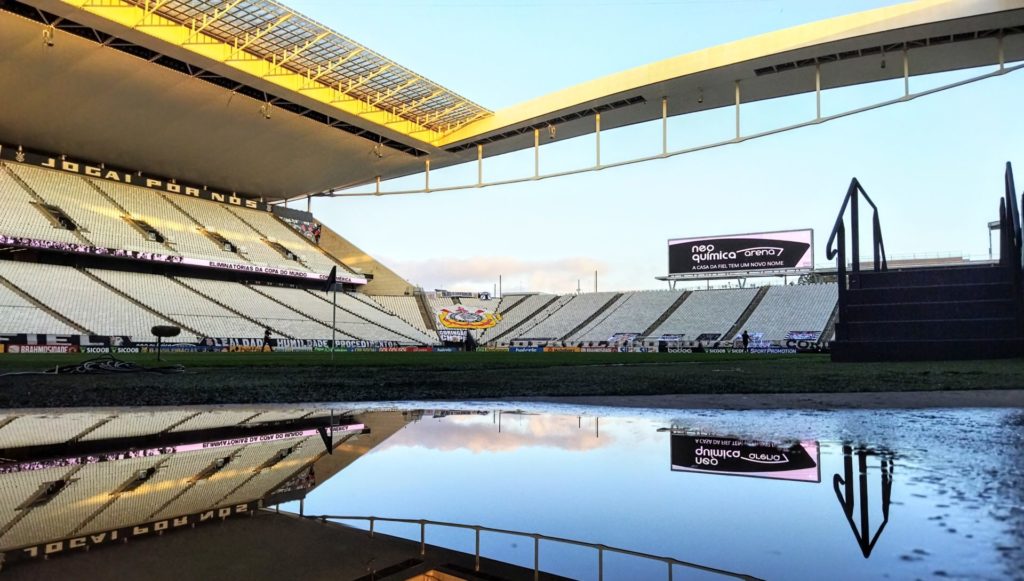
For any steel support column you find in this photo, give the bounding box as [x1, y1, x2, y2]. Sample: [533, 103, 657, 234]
[661, 97, 668, 155]
[534, 128, 540, 178]
[815, 64, 822, 120]
[477, 144, 483, 186]
[734, 81, 741, 139]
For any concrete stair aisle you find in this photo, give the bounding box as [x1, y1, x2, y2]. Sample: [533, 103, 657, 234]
[831, 264, 1023, 361]
[725, 286, 770, 341]
[641, 291, 690, 338]
[562, 293, 623, 341]
[487, 295, 562, 344]
[414, 293, 438, 332]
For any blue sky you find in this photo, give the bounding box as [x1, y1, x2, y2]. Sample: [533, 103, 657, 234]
[289, 0, 1024, 294]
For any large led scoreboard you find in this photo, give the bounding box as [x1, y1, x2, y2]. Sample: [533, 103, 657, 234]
[667, 229, 814, 277]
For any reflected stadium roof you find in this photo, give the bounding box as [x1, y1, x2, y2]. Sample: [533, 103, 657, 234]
[0, 0, 1023, 201]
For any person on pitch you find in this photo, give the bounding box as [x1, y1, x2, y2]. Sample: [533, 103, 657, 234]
[262, 328, 273, 352]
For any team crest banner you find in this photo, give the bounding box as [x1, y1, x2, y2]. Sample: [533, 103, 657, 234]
[437, 306, 501, 329]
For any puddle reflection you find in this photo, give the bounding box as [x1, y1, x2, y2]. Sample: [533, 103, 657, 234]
[0, 406, 1019, 580]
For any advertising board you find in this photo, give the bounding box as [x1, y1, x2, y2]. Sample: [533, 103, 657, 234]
[670, 432, 820, 482]
[668, 229, 813, 276]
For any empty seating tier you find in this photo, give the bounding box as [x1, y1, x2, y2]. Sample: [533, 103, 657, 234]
[570, 290, 685, 342]
[0, 261, 185, 341]
[369, 295, 433, 336]
[648, 288, 758, 341]
[513, 292, 619, 341]
[741, 284, 838, 342]
[0, 280, 78, 335]
[478, 294, 557, 343]
[0, 164, 80, 244]
[6, 165, 165, 253]
[175, 278, 335, 340]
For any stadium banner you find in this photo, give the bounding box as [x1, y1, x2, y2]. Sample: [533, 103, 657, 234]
[199, 338, 403, 351]
[0, 235, 367, 284]
[280, 216, 322, 244]
[668, 229, 813, 276]
[437, 329, 468, 342]
[509, 346, 544, 353]
[436, 306, 501, 329]
[432, 346, 461, 353]
[0, 144, 272, 212]
[668, 346, 798, 354]
[670, 433, 821, 483]
[8, 501, 261, 564]
[784, 338, 828, 353]
[479, 346, 509, 352]
[543, 346, 581, 353]
[82, 347, 141, 354]
[434, 290, 493, 300]
[0, 334, 133, 347]
[608, 332, 640, 343]
[581, 346, 617, 352]
[4, 344, 79, 353]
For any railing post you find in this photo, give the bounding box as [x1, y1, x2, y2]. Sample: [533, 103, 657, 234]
[420, 521, 426, 556]
[533, 536, 540, 581]
[850, 187, 860, 273]
[475, 527, 481, 572]
[369, 518, 374, 538]
[836, 222, 848, 340]
[598, 546, 604, 581]
[667, 560, 673, 581]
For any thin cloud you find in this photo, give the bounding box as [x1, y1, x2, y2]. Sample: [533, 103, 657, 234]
[382, 255, 611, 294]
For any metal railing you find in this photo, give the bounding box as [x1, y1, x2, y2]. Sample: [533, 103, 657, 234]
[303, 514, 762, 581]
[999, 163, 1024, 325]
[826, 178, 887, 339]
[1000, 162, 1023, 271]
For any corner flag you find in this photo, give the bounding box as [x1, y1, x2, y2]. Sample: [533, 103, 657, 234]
[324, 266, 337, 293]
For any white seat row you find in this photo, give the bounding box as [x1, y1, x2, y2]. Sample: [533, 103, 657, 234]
[741, 284, 838, 342]
[332, 292, 438, 344]
[478, 294, 555, 343]
[2, 161, 356, 276]
[0, 261, 187, 341]
[512, 292, 619, 341]
[7, 165, 166, 253]
[0, 165, 80, 244]
[369, 295, 432, 336]
[649, 288, 758, 341]
[92, 180, 231, 261]
[176, 278, 340, 340]
[570, 290, 684, 342]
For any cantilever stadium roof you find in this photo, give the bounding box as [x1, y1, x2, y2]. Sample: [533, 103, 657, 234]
[123, 0, 491, 135]
[1, 0, 1023, 201]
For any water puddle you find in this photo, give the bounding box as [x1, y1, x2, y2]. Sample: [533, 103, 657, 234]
[0, 404, 1020, 580]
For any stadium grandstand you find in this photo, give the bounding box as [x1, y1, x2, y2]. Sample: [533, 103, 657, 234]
[0, 408, 415, 565]
[0, 0, 1022, 359]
